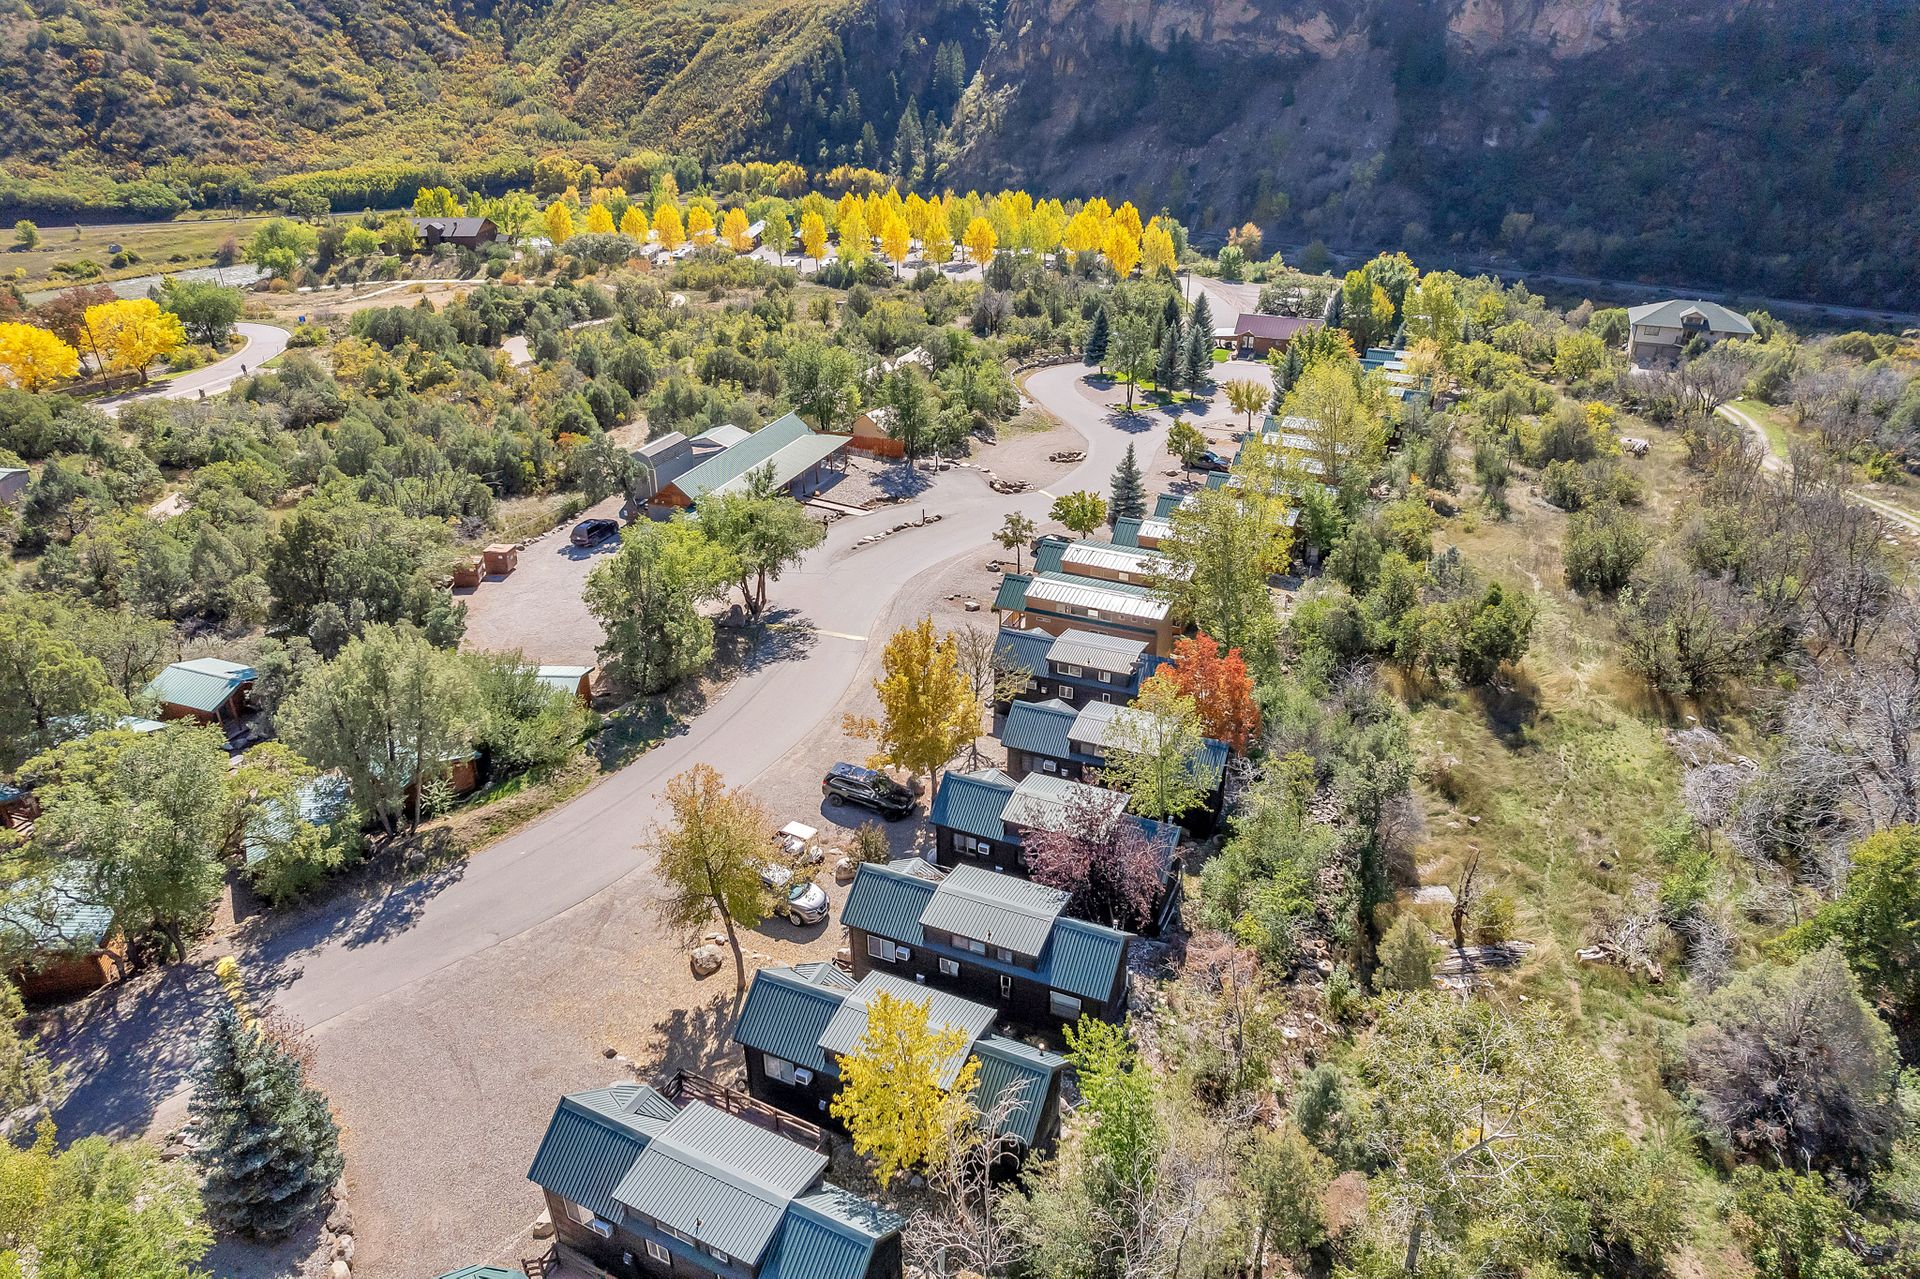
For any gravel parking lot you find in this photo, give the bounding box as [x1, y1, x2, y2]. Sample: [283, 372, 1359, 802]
[459, 495, 625, 666]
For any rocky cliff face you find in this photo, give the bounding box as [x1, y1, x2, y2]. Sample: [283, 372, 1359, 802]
[945, 0, 1918, 306]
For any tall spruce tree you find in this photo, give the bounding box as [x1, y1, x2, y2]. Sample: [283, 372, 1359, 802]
[1189, 292, 1215, 344]
[1084, 305, 1111, 369]
[1162, 293, 1183, 330]
[1156, 321, 1184, 394]
[1110, 444, 1146, 525]
[188, 1006, 343, 1239]
[1184, 318, 1212, 388]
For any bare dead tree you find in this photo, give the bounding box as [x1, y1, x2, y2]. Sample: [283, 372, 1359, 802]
[905, 1085, 1032, 1279]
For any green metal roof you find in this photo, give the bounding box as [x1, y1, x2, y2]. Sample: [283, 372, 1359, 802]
[1045, 919, 1131, 1002]
[666, 411, 844, 504]
[840, 863, 936, 946]
[921, 864, 1070, 958]
[763, 1185, 902, 1279]
[928, 768, 1016, 845]
[820, 971, 998, 1088]
[526, 1093, 657, 1224]
[735, 967, 850, 1075]
[993, 626, 1052, 677]
[0, 866, 113, 952]
[614, 1101, 828, 1263]
[1152, 491, 1183, 518]
[972, 1035, 1064, 1146]
[1032, 537, 1068, 574]
[242, 773, 351, 866]
[993, 573, 1031, 613]
[141, 658, 254, 715]
[999, 699, 1080, 763]
[1110, 516, 1144, 547]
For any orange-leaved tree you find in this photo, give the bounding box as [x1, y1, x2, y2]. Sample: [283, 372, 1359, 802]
[1153, 632, 1261, 755]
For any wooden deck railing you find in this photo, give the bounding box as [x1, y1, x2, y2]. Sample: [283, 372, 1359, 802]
[663, 1069, 831, 1153]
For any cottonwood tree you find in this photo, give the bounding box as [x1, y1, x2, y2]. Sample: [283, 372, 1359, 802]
[1099, 677, 1210, 822]
[15, 723, 232, 963]
[281, 624, 481, 837]
[1223, 378, 1266, 433]
[699, 478, 826, 619]
[0, 321, 79, 391]
[1049, 490, 1107, 537]
[1280, 360, 1384, 484]
[1167, 418, 1207, 476]
[1354, 994, 1642, 1278]
[1785, 825, 1920, 1032]
[1111, 314, 1155, 410]
[1155, 485, 1291, 667]
[584, 518, 737, 694]
[188, 1005, 342, 1239]
[0, 1128, 212, 1277]
[782, 340, 863, 432]
[1023, 787, 1169, 932]
[994, 511, 1036, 572]
[0, 606, 123, 769]
[844, 618, 982, 798]
[644, 763, 771, 989]
[831, 990, 980, 1185]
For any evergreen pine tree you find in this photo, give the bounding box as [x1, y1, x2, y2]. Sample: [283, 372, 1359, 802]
[1189, 292, 1214, 343]
[1184, 319, 1211, 389]
[189, 1006, 343, 1240]
[1156, 321, 1184, 394]
[894, 108, 923, 182]
[859, 121, 882, 168]
[1110, 443, 1146, 525]
[1162, 293, 1183, 331]
[1083, 305, 1110, 369]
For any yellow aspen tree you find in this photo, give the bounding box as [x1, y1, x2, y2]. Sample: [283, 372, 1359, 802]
[543, 200, 573, 245]
[1030, 199, 1067, 258]
[654, 202, 686, 252]
[863, 190, 887, 232]
[923, 216, 953, 267]
[619, 205, 649, 239]
[585, 203, 615, 234]
[962, 216, 997, 267]
[0, 322, 79, 391]
[1105, 224, 1140, 279]
[1113, 200, 1144, 241]
[842, 617, 982, 798]
[1063, 208, 1102, 256]
[85, 298, 185, 385]
[1141, 220, 1177, 276]
[881, 186, 905, 227]
[836, 191, 863, 229]
[903, 191, 930, 240]
[687, 205, 716, 248]
[839, 205, 870, 265]
[944, 192, 972, 244]
[880, 213, 911, 275]
[720, 207, 753, 253]
[1084, 195, 1113, 226]
[800, 211, 829, 264]
[829, 990, 981, 1185]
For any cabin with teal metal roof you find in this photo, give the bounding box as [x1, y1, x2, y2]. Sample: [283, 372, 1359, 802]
[140, 657, 255, 732]
[733, 964, 1066, 1156]
[841, 862, 1133, 1030]
[527, 1082, 901, 1279]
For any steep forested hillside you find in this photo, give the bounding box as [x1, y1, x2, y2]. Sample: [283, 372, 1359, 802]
[3, 0, 1916, 306]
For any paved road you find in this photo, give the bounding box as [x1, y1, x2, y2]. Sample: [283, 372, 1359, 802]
[98, 321, 290, 418]
[43, 362, 1260, 1275]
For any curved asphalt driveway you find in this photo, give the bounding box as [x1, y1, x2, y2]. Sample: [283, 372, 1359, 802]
[263, 362, 1185, 1032]
[99, 321, 289, 418]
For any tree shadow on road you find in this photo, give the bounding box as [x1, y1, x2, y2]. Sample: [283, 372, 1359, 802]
[1104, 408, 1156, 434]
[37, 961, 223, 1141]
[873, 462, 934, 500]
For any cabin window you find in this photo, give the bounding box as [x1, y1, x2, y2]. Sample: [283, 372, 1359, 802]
[1058, 684, 1074, 699]
[1050, 991, 1084, 1019]
[867, 936, 898, 962]
[765, 1054, 797, 1084]
[1061, 663, 1082, 677]
[708, 1248, 730, 1264]
[958, 936, 986, 955]
[1041, 760, 1057, 774]
[999, 974, 1013, 999]
[939, 957, 960, 977]
[1101, 693, 1112, 704]
[564, 1201, 596, 1227]
[996, 948, 1014, 963]
[646, 1240, 670, 1265]
[1097, 671, 1112, 683]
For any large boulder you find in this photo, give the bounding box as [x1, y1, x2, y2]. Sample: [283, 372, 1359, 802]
[690, 944, 724, 978]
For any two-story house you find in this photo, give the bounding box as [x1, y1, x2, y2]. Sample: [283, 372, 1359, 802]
[928, 767, 1180, 877]
[527, 1083, 902, 1279]
[733, 963, 1066, 1155]
[992, 536, 1190, 656]
[992, 626, 1165, 718]
[1625, 299, 1755, 365]
[841, 862, 1133, 1027]
[1000, 698, 1229, 835]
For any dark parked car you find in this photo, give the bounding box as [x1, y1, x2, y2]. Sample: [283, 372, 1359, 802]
[570, 518, 620, 548]
[822, 762, 914, 819]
